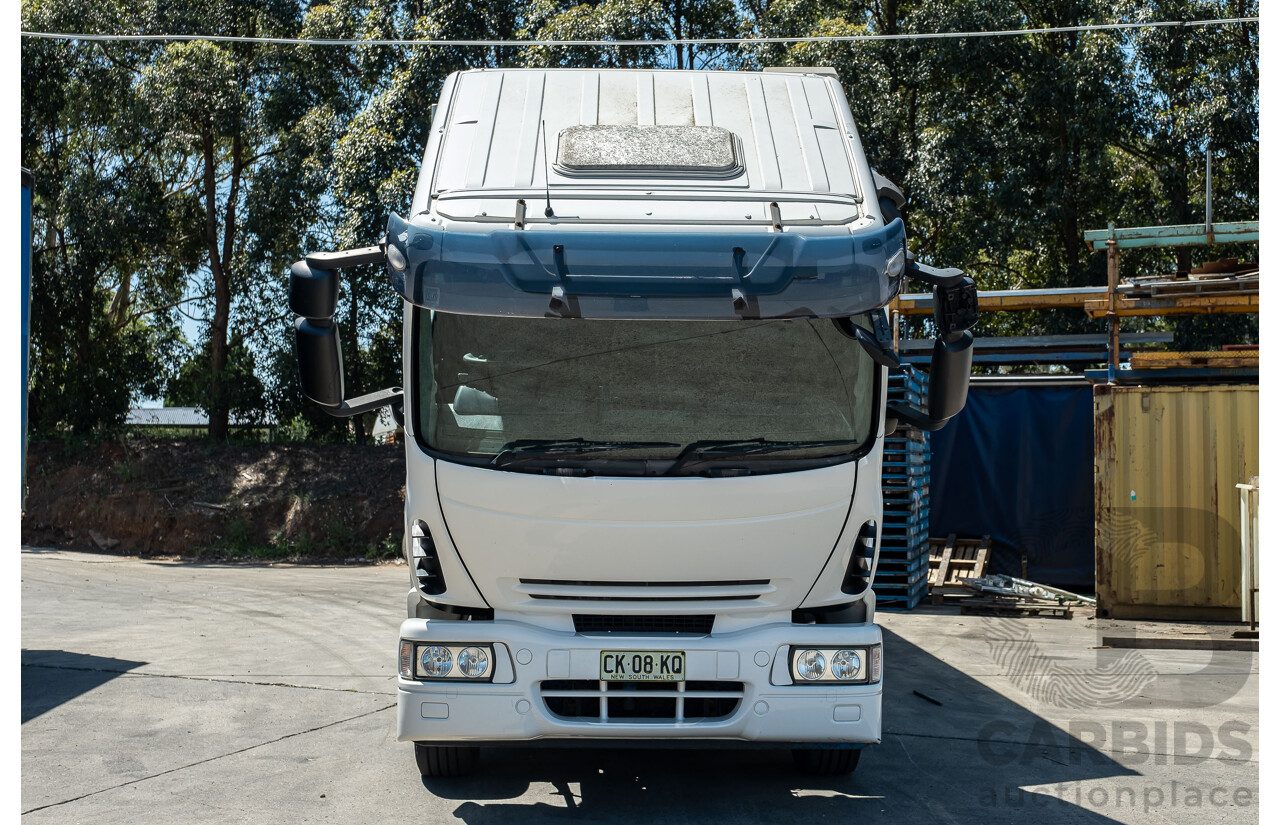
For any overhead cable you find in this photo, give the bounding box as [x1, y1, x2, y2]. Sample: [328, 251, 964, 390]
[19, 17, 1261, 49]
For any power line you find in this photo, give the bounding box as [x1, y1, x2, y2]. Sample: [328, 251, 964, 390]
[19, 17, 1260, 49]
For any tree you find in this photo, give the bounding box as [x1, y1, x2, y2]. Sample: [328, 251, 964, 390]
[167, 332, 268, 426]
[21, 0, 195, 435]
[136, 0, 303, 439]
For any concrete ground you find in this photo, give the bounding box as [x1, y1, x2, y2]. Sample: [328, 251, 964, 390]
[22, 548, 1258, 823]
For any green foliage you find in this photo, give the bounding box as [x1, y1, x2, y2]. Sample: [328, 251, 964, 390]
[167, 333, 269, 426]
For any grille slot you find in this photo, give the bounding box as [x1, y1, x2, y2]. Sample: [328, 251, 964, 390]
[412, 521, 446, 595]
[516, 579, 771, 603]
[540, 680, 744, 723]
[573, 614, 715, 635]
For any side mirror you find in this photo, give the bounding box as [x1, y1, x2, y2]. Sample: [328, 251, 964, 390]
[291, 258, 344, 408]
[296, 317, 344, 407]
[886, 254, 978, 432]
[289, 244, 405, 418]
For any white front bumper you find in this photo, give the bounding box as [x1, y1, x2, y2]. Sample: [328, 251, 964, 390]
[396, 618, 882, 745]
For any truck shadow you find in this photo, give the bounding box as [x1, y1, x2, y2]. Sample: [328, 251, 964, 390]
[22, 649, 145, 723]
[421, 627, 1142, 823]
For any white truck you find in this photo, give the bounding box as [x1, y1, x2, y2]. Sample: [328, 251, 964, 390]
[288, 67, 977, 779]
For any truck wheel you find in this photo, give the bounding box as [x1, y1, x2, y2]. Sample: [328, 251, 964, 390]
[414, 744, 479, 777]
[792, 747, 861, 776]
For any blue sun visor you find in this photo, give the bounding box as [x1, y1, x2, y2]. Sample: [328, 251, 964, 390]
[385, 213, 906, 320]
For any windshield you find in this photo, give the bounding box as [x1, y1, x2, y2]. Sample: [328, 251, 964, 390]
[412, 309, 879, 476]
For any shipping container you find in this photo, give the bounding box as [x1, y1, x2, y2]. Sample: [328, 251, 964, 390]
[1094, 384, 1259, 621]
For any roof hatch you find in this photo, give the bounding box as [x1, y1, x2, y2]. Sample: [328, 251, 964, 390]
[556, 125, 742, 178]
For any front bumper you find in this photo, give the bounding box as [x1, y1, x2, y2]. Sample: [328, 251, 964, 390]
[396, 618, 882, 745]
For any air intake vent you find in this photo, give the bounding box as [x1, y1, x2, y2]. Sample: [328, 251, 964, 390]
[517, 579, 770, 602]
[412, 521, 446, 596]
[540, 680, 744, 722]
[573, 615, 715, 635]
[841, 521, 877, 595]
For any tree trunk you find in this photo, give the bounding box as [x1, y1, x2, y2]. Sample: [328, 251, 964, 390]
[202, 127, 235, 440]
[346, 270, 366, 444]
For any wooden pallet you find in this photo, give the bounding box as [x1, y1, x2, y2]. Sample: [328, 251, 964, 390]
[1128, 350, 1260, 370]
[928, 534, 991, 604]
[960, 598, 1073, 619]
[1143, 275, 1258, 297]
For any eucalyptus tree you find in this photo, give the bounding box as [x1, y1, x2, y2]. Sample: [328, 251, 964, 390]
[521, 0, 743, 69]
[136, 0, 303, 439]
[1117, 0, 1258, 347]
[21, 0, 194, 434]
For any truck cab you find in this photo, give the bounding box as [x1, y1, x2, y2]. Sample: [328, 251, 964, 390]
[288, 67, 976, 779]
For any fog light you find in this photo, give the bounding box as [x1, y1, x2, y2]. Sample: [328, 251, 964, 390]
[830, 649, 862, 681]
[795, 649, 826, 681]
[457, 646, 490, 679]
[420, 645, 453, 678]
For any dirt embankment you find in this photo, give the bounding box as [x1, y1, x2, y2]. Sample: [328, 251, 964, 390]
[22, 439, 407, 560]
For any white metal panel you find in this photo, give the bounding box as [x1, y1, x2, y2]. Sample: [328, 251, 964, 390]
[434, 460, 856, 614]
[598, 71, 639, 125]
[464, 72, 504, 189]
[636, 72, 656, 125]
[431, 69, 861, 202]
[654, 71, 696, 125]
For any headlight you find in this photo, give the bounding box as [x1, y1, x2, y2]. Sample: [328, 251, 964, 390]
[405, 642, 496, 681]
[788, 645, 879, 684]
[420, 645, 453, 678]
[795, 649, 827, 681]
[830, 649, 862, 680]
[457, 646, 491, 679]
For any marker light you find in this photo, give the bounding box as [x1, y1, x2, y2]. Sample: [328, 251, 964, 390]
[386, 243, 408, 271]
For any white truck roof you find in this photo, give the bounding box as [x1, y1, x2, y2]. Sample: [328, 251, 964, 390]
[412, 69, 879, 230]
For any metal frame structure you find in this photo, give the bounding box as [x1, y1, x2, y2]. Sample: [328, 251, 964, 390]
[890, 218, 1259, 380]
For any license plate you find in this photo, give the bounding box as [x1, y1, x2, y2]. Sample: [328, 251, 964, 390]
[600, 650, 686, 682]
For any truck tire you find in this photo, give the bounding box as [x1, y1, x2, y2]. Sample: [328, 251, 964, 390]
[414, 744, 479, 777]
[792, 747, 861, 776]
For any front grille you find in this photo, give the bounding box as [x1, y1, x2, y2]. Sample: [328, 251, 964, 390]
[540, 680, 744, 723]
[573, 614, 715, 635]
[516, 579, 771, 602]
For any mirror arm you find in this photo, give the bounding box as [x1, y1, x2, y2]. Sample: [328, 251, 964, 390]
[905, 253, 966, 289]
[882, 252, 978, 434]
[305, 243, 387, 271]
[835, 318, 900, 368]
[321, 387, 404, 418]
[885, 401, 951, 433]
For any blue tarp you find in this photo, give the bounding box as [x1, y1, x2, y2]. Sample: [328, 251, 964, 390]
[929, 382, 1095, 591]
[22, 170, 32, 505]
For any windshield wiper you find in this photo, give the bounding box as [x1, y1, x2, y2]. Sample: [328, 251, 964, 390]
[492, 438, 679, 467]
[664, 438, 858, 476]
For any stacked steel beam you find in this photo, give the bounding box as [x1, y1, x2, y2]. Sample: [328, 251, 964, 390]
[877, 366, 931, 609]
